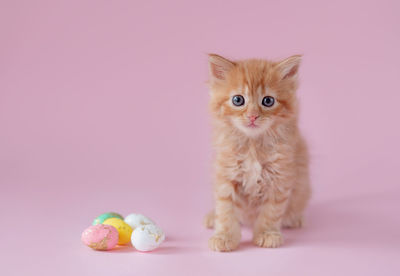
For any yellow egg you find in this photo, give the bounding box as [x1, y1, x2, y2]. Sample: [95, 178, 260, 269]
[103, 217, 132, 245]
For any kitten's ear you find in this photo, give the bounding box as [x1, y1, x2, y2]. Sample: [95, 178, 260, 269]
[276, 55, 302, 81]
[208, 54, 235, 84]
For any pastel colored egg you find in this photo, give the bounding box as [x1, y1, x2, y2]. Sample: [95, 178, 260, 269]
[92, 212, 123, 225]
[131, 224, 165, 252]
[81, 224, 119, 250]
[103, 218, 133, 245]
[124, 213, 154, 229]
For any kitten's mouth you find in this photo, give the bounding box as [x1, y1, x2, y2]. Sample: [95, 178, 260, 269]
[247, 122, 259, 128]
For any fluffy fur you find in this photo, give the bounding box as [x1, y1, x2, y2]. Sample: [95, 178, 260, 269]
[205, 54, 311, 251]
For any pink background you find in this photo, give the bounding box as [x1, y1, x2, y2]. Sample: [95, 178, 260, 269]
[1, 0, 399, 275]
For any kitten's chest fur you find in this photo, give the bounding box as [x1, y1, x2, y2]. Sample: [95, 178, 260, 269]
[231, 141, 275, 206]
[236, 146, 266, 198]
[214, 125, 294, 210]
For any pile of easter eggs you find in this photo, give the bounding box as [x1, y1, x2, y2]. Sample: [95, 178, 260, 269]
[81, 212, 165, 252]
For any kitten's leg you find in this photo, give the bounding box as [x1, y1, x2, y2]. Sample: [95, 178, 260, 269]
[253, 188, 291, 248]
[203, 209, 215, 229]
[282, 211, 304, 229]
[282, 179, 310, 228]
[209, 196, 241, 252]
[283, 147, 311, 229]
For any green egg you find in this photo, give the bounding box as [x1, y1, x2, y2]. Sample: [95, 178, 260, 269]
[92, 212, 123, 225]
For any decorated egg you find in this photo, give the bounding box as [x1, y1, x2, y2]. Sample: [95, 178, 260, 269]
[131, 224, 165, 252]
[124, 213, 154, 229]
[81, 224, 119, 250]
[103, 217, 133, 245]
[92, 212, 123, 225]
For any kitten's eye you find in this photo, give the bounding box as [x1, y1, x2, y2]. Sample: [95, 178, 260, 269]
[262, 96, 275, 107]
[232, 95, 245, 106]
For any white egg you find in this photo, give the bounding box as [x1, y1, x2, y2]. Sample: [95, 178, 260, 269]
[131, 224, 165, 251]
[124, 213, 155, 229]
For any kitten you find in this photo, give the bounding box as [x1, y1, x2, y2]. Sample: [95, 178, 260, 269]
[204, 54, 311, 251]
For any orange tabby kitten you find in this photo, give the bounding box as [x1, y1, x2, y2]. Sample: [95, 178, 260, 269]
[204, 54, 310, 251]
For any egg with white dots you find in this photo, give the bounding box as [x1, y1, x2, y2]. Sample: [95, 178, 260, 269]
[131, 224, 165, 252]
[124, 213, 155, 229]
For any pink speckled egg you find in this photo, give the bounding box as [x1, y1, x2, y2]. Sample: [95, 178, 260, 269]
[81, 224, 119, 250]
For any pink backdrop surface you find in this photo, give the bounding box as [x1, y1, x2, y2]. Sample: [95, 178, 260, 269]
[1, 0, 399, 275]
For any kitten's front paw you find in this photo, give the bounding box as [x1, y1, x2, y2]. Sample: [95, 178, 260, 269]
[209, 233, 240, 252]
[253, 231, 283, 248]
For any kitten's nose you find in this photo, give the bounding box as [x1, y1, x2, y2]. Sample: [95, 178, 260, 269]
[248, 115, 259, 122]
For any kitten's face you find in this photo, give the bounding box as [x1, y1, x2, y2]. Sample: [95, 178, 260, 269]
[208, 55, 301, 137]
[226, 84, 284, 137]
